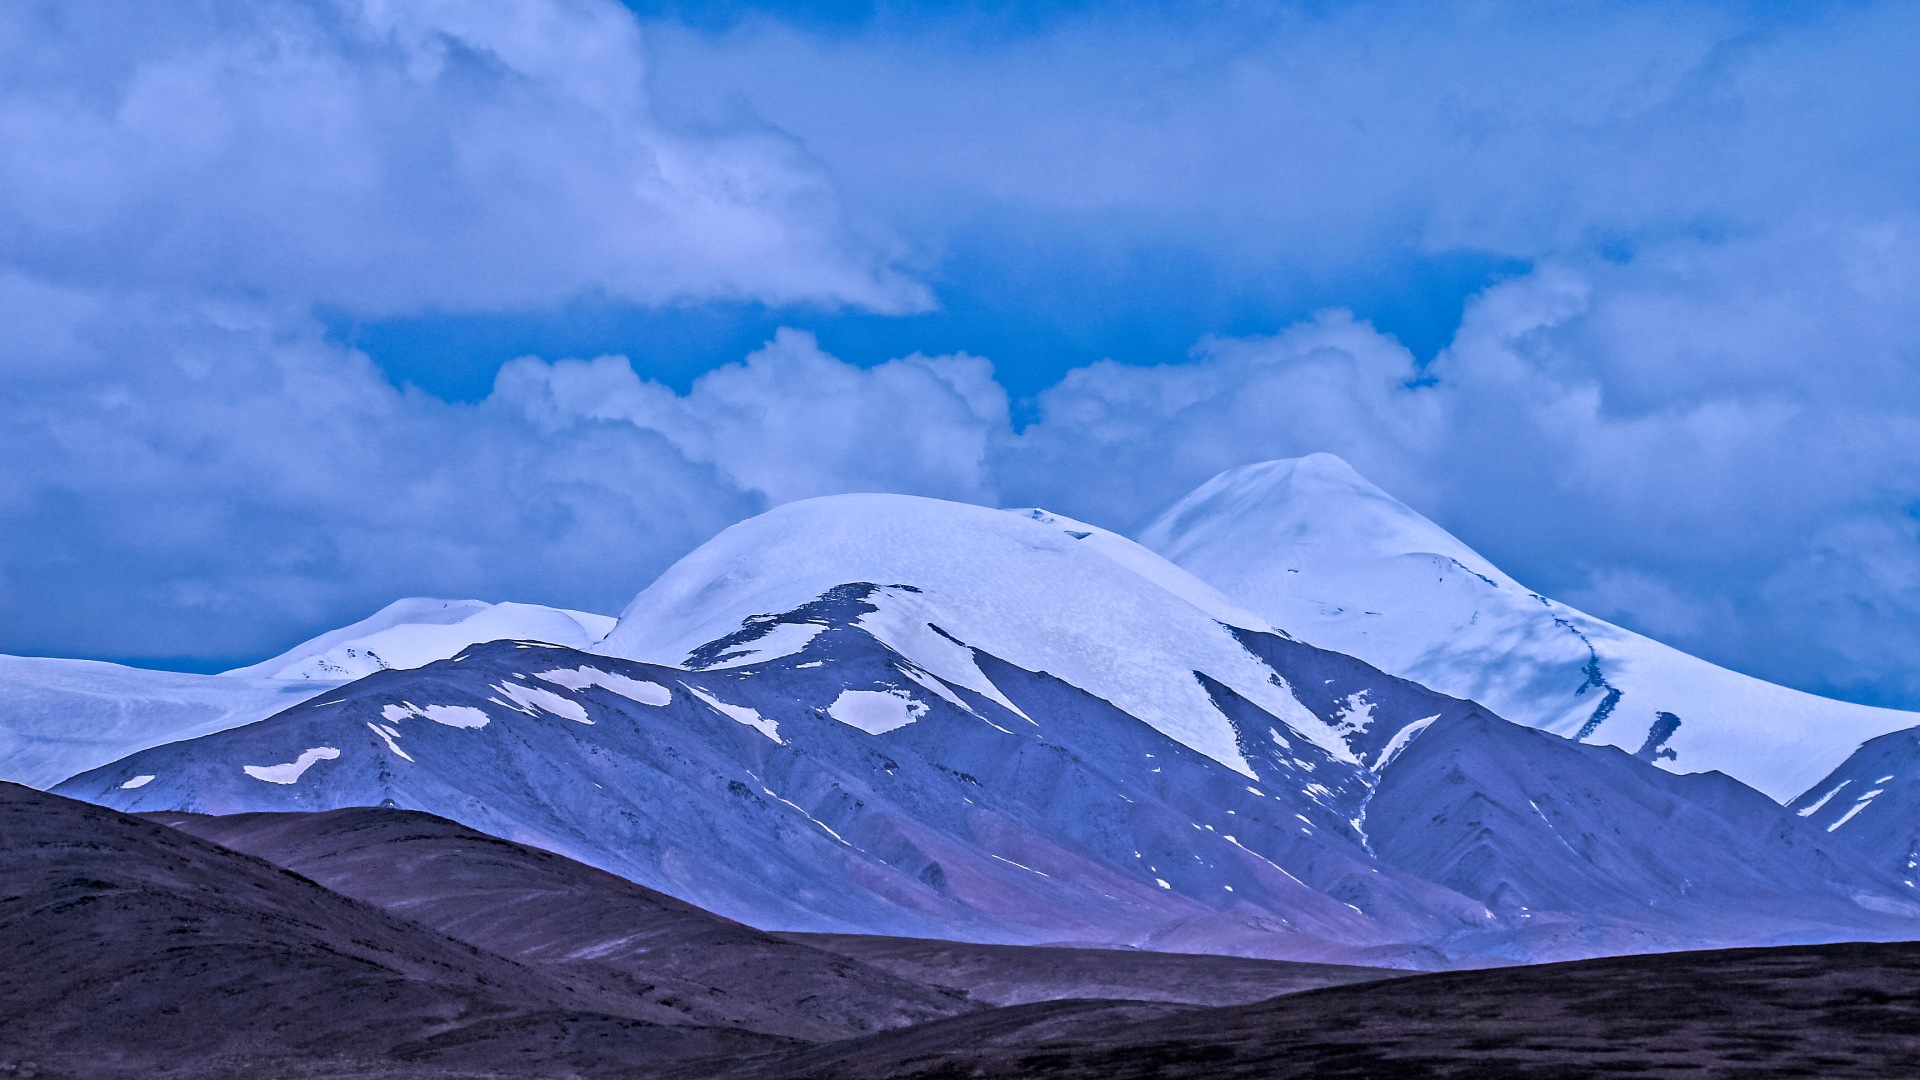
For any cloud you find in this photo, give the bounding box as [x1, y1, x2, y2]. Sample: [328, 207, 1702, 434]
[8, 0, 1920, 716]
[1001, 311, 1446, 529]
[645, 2, 1920, 275]
[0, 279, 761, 665]
[996, 220, 1920, 704]
[0, 0, 934, 664]
[0, 0, 925, 314]
[497, 327, 1008, 505]
[13, 225, 1920, 706]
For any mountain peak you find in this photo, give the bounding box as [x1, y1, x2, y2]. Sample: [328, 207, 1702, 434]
[224, 598, 615, 681]
[1139, 455, 1920, 801]
[1140, 455, 1517, 601]
[599, 491, 1348, 777]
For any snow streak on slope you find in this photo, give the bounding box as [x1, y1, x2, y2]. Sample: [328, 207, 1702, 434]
[0, 655, 336, 788]
[600, 494, 1353, 776]
[1140, 454, 1920, 800]
[1790, 727, 1920, 887]
[225, 598, 615, 681]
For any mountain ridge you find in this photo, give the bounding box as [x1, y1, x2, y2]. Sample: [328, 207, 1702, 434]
[30, 467, 1920, 974]
[1140, 452, 1920, 799]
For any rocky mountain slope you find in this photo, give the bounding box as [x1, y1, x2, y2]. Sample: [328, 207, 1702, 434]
[0, 783, 790, 1079]
[58, 495, 1920, 965]
[151, 805, 972, 1042]
[2, 598, 612, 789]
[1788, 727, 1920, 887]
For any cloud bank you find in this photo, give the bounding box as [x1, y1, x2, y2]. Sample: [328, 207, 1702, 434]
[6, 0, 1920, 713]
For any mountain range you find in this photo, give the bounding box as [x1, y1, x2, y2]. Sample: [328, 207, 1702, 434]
[1, 598, 612, 788]
[42, 475, 1920, 966]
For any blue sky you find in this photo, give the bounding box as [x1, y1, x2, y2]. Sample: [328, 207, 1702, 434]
[8, 0, 1920, 710]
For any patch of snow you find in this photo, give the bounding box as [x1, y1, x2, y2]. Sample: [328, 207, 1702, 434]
[1797, 779, 1853, 817]
[366, 722, 414, 761]
[382, 702, 491, 729]
[1828, 798, 1874, 832]
[535, 666, 672, 707]
[493, 681, 591, 723]
[120, 774, 155, 789]
[243, 746, 340, 784]
[828, 689, 927, 735]
[1373, 714, 1442, 771]
[1331, 690, 1377, 735]
[686, 685, 782, 743]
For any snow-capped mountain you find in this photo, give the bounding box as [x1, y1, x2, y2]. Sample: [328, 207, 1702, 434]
[600, 495, 1342, 778]
[225, 597, 615, 681]
[3, 597, 614, 788]
[1139, 454, 1920, 801]
[0, 656, 333, 789]
[59, 494, 1920, 965]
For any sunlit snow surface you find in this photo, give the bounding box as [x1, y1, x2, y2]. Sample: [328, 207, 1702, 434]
[492, 680, 591, 723]
[534, 666, 672, 706]
[0, 655, 337, 788]
[380, 702, 491, 729]
[1141, 454, 1920, 800]
[828, 688, 927, 734]
[242, 746, 340, 784]
[1, 598, 616, 789]
[685, 685, 782, 743]
[600, 493, 1354, 777]
[225, 598, 615, 681]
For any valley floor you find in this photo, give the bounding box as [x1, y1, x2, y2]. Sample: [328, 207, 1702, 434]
[704, 940, 1920, 1080]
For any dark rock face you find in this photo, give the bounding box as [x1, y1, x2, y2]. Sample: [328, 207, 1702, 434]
[1362, 710, 1920, 960]
[57, 632, 1484, 963]
[0, 782, 792, 1079]
[150, 805, 974, 1041]
[707, 941, 1920, 1080]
